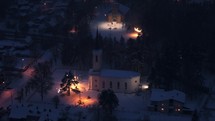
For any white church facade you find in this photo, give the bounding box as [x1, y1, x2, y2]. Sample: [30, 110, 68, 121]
[88, 40, 140, 93]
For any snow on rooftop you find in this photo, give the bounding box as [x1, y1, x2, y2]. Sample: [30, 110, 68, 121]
[89, 69, 140, 78]
[150, 89, 186, 103]
[100, 69, 140, 78]
[0, 40, 26, 47]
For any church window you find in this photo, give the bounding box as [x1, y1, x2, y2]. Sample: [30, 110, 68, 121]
[95, 55, 98, 62]
[125, 82, 127, 90]
[117, 82, 120, 89]
[102, 81, 105, 88]
[110, 81, 112, 88]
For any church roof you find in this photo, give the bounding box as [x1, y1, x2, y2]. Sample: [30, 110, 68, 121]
[100, 69, 140, 78]
[94, 28, 100, 50]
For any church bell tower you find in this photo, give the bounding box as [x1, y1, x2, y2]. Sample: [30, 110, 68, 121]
[92, 29, 102, 72]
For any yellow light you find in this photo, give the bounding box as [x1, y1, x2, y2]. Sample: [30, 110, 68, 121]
[127, 32, 138, 39]
[134, 27, 142, 33]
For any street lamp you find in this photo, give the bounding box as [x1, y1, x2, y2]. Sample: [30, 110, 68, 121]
[142, 82, 149, 90]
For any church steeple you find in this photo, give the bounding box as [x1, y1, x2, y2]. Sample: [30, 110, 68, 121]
[92, 28, 102, 72]
[95, 27, 100, 50]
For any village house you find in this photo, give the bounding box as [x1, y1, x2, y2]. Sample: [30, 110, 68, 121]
[149, 89, 186, 113]
[106, 2, 129, 23]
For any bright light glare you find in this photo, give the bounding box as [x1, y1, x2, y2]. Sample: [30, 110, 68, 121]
[142, 84, 149, 89]
[126, 32, 138, 39]
[98, 22, 123, 31]
[134, 27, 142, 33]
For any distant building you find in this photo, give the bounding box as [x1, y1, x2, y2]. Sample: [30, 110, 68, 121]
[106, 2, 129, 23]
[149, 89, 186, 113]
[88, 32, 140, 93]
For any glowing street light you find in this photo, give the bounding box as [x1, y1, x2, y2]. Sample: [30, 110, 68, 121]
[142, 85, 149, 89]
[142, 82, 149, 90]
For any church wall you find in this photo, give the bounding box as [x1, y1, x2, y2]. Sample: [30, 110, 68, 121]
[89, 75, 140, 93]
[129, 76, 140, 92]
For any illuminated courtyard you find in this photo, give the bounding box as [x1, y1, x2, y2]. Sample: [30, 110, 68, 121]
[57, 79, 98, 107]
[90, 6, 140, 40]
[27, 69, 98, 108]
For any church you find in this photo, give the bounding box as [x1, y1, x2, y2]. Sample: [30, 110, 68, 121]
[88, 33, 140, 93]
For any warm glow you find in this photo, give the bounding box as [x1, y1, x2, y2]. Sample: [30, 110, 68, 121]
[78, 97, 97, 107]
[74, 76, 78, 81]
[61, 81, 97, 107]
[97, 22, 124, 31]
[142, 84, 149, 89]
[134, 27, 142, 33]
[69, 27, 76, 33]
[22, 67, 34, 78]
[126, 32, 138, 39]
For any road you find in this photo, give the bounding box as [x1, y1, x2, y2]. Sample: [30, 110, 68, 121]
[0, 67, 34, 108]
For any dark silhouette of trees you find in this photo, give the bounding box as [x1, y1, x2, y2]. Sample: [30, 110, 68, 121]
[30, 61, 53, 101]
[191, 110, 199, 121]
[52, 95, 60, 109]
[0, 0, 12, 18]
[98, 89, 119, 114]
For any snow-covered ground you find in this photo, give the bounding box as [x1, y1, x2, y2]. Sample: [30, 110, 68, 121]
[24, 68, 192, 121]
[0, 49, 193, 121]
[90, 5, 139, 41]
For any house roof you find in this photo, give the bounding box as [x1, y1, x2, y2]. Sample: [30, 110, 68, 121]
[150, 89, 186, 103]
[89, 69, 140, 78]
[107, 3, 129, 15]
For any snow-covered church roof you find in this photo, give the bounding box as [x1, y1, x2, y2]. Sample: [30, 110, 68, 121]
[150, 89, 186, 103]
[89, 69, 140, 78]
